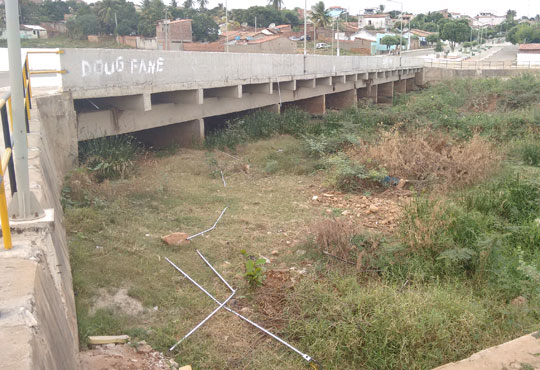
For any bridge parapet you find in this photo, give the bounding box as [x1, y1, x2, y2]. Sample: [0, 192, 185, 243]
[59, 49, 424, 98]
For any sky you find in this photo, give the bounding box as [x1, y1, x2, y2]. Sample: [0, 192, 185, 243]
[203, 0, 540, 18]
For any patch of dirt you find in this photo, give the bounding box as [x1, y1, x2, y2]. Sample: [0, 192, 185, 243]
[80, 342, 180, 370]
[254, 269, 294, 328]
[312, 189, 411, 233]
[91, 288, 144, 316]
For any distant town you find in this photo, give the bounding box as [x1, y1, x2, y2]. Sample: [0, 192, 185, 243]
[0, 1, 539, 63]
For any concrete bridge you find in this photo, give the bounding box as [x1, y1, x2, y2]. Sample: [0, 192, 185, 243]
[56, 49, 424, 149]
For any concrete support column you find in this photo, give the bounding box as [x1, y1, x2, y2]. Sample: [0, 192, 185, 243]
[415, 71, 425, 87]
[326, 89, 357, 110]
[406, 78, 416, 92]
[134, 118, 204, 148]
[377, 82, 394, 104]
[290, 95, 325, 115]
[394, 79, 407, 95]
[358, 84, 378, 104]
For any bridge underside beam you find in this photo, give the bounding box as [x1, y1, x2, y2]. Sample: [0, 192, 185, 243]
[326, 89, 357, 110]
[394, 79, 407, 95]
[378, 81, 394, 104]
[133, 119, 204, 147]
[284, 95, 325, 115]
[358, 84, 377, 104]
[204, 85, 242, 99]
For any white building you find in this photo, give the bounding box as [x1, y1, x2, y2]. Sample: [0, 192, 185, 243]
[517, 44, 540, 66]
[358, 14, 390, 30]
[472, 13, 505, 27]
[1, 24, 48, 40]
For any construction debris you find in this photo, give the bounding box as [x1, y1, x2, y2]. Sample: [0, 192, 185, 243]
[161, 232, 190, 246]
[87, 335, 130, 345]
[165, 251, 321, 369]
[186, 207, 228, 240]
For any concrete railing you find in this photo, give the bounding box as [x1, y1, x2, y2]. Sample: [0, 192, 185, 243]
[59, 49, 424, 96]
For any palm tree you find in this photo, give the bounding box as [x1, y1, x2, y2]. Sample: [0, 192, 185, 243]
[506, 9, 516, 22]
[378, 4, 385, 14]
[183, 0, 193, 8]
[198, 0, 208, 10]
[311, 1, 330, 28]
[96, 0, 120, 32]
[268, 0, 284, 10]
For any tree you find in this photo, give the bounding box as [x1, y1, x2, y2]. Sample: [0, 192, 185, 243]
[191, 13, 218, 41]
[506, 9, 516, 22]
[96, 0, 120, 34]
[68, 13, 100, 38]
[426, 33, 439, 45]
[440, 19, 470, 51]
[381, 35, 399, 52]
[138, 0, 166, 36]
[198, 0, 208, 10]
[311, 1, 330, 28]
[267, 0, 284, 10]
[183, 0, 193, 8]
[435, 39, 443, 52]
[506, 23, 540, 44]
[388, 10, 401, 19]
[378, 4, 385, 14]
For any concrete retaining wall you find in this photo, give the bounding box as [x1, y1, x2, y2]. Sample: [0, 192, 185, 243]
[424, 67, 540, 83]
[0, 97, 79, 370]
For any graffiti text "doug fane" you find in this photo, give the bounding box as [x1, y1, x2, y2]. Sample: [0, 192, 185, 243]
[81, 57, 165, 77]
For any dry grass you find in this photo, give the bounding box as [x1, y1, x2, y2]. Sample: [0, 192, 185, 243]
[312, 218, 357, 261]
[353, 127, 502, 190]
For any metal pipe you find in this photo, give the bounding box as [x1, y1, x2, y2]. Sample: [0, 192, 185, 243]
[169, 289, 235, 351]
[186, 207, 227, 240]
[193, 253, 315, 363]
[165, 256, 314, 363]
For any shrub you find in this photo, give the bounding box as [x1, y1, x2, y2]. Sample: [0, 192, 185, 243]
[325, 153, 386, 192]
[79, 135, 139, 182]
[515, 140, 540, 166]
[353, 128, 501, 190]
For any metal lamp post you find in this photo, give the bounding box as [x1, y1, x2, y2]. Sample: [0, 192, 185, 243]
[386, 0, 404, 61]
[5, 0, 43, 220]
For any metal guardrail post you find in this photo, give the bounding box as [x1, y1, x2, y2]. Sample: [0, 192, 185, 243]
[5, 0, 44, 221]
[0, 102, 16, 195]
[0, 148, 13, 249]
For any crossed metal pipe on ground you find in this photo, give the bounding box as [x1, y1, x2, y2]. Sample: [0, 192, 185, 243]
[165, 251, 321, 369]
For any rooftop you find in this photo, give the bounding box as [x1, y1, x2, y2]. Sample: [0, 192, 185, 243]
[519, 43, 540, 51]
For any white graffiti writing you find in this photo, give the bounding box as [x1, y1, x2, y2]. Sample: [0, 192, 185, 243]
[81, 57, 164, 77]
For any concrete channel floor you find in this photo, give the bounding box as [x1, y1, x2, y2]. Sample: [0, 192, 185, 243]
[435, 332, 540, 370]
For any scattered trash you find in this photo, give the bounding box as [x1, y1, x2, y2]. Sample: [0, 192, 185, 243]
[87, 335, 130, 345]
[187, 207, 228, 241]
[161, 232, 190, 246]
[165, 252, 321, 369]
[220, 170, 227, 187]
[96, 245, 103, 249]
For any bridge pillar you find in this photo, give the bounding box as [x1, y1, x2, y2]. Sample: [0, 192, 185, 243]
[415, 71, 425, 87]
[406, 78, 416, 92]
[134, 118, 204, 148]
[287, 95, 325, 115]
[358, 84, 377, 104]
[326, 89, 357, 110]
[377, 82, 394, 104]
[394, 79, 407, 95]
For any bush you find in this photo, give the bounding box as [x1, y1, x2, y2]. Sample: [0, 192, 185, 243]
[325, 153, 386, 192]
[515, 140, 540, 166]
[79, 135, 139, 182]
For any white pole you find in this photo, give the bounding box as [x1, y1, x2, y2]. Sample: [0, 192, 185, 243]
[399, 2, 403, 56]
[225, 0, 229, 52]
[304, 0, 307, 55]
[337, 18, 340, 56]
[5, 0, 43, 220]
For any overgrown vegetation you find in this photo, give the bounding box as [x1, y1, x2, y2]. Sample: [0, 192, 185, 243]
[65, 75, 540, 369]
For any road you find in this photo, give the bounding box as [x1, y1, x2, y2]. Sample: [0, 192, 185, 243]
[483, 44, 519, 62]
